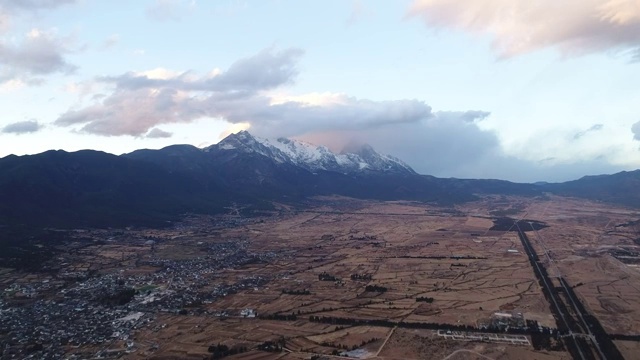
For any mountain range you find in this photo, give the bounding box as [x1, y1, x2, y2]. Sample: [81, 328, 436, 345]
[1, 130, 639, 231]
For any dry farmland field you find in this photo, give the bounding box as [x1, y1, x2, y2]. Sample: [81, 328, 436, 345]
[3, 195, 640, 359]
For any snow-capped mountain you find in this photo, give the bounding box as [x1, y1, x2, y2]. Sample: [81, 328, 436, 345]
[205, 131, 416, 175]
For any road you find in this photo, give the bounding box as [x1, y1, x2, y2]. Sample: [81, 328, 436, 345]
[375, 326, 397, 357]
[528, 223, 610, 360]
[514, 222, 588, 360]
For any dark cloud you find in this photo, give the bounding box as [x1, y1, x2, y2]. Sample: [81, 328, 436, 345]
[231, 96, 435, 139]
[573, 124, 604, 139]
[301, 117, 624, 183]
[633, 120, 640, 141]
[300, 112, 497, 176]
[1, 120, 42, 134]
[0, 29, 77, 85]
[146, 128, 173, 138]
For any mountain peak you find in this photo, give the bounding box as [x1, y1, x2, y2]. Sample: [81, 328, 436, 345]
[208, 130, 259, 151]
[206, 131, 416, 175]
[340, 141, 375, 156]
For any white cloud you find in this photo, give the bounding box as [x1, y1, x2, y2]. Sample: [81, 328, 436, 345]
[56, 87, 197, 136]
[408, 0, 640, 59]
[53, 47, 464, 140]
[51, 49, 495, 171]
[0, 79, 26, 91]
[63, 80, 97, 97]
[0, 10, 10, 35]
[101, 47, 304, 93]
[54, 48, 310, 136]
[0, 28, 77, 85]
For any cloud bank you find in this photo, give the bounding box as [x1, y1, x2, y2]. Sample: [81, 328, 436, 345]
[55, 48, 447, 137]
[408, 0, 640, 59]
[53, 46, 625, 182]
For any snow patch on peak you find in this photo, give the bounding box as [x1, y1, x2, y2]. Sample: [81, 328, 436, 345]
[219, 143, 236, 150]
[207, 131, 415, 175]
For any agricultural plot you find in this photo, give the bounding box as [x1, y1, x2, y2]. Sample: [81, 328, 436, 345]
[4, 196, 640, 359]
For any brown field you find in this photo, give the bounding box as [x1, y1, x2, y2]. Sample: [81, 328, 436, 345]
[614, 340, 640, 360]
[378, 328, 570, 360]
[5, 195, 640, 359]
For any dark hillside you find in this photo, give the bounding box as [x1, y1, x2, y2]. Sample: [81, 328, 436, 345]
[0, 150, 231, 228]
[542, 170, 640, 208]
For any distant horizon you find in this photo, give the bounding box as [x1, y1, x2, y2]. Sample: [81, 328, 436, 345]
[1, 1, 639, 182]
[1, 128, 633, 184]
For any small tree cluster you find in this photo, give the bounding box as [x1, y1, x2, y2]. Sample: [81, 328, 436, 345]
[318, 272, 338, 281]
[364, 285, 387, 293]
[207, 344, 248, 359]
[257, 337, 286, 352]
[260, 313, 298, 321]
[416, 296, 434, 303]
[350, 274, 372, 281]
[281, 289, 311, 295]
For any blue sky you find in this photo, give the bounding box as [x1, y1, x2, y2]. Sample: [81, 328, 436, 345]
[1, 0, 639, 182]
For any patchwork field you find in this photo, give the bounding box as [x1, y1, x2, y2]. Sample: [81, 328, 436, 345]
[3, 195, 640, 359]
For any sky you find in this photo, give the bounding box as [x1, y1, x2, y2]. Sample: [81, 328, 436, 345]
[1, 0, 640, 182]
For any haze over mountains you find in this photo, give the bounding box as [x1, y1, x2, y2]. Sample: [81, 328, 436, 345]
[1, 131, 639, 230]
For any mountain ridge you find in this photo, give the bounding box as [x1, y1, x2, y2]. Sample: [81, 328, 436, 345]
[1, 131, 639, 231]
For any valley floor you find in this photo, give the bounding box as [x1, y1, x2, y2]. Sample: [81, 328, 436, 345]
[2, 195, 640, 359]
